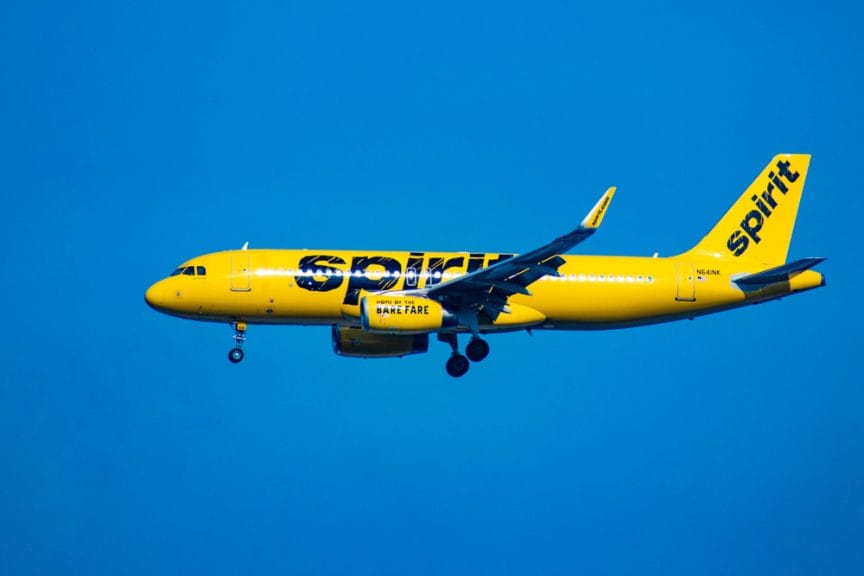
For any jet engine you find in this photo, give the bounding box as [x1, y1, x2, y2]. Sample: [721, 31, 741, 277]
[360, 295, 454, 334]
[331, 325, 429, 358]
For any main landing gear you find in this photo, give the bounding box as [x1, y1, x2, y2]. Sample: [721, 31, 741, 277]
[228, 321, 247, 363]
[438, 333, 489, 378]
[465, 337, 490, 362]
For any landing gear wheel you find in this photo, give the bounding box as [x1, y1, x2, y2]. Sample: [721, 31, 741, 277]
[465, 337, 490, 362]
[228, 321, 247, 364]
[446, 353, 470, 378]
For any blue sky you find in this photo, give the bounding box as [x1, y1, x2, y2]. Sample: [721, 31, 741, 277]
[1, 1, 861, 574]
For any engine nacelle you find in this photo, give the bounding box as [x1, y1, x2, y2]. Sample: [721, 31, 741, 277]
[360, 295, 452, 334]
[331, 325, 429, 358]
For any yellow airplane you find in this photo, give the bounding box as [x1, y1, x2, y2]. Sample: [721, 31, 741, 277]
[145, 154, 825, 377]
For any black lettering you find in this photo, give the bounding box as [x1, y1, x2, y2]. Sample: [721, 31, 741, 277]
[343, 256, 401, 305]
[466, 253, 485, 273]
[766, 172, 787, 196]
[727, 230, 749, 256]
[776, 159, 799, 183]
[740, 210, 764, 244]
[296, 255, 346, 292]
[761, 185, 778, 208]
[486, 253, 515, 267]
[426, 256, 465, 286]
[751, 194, 771, 217]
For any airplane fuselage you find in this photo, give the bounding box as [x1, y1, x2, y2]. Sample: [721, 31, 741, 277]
[145, 248, 824, 330]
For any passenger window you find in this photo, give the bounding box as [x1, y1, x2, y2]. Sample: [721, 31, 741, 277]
[183, 266, 195, 276]
[196, 266, 206, 276]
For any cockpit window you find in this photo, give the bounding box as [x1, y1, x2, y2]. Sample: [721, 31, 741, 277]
[170, 265, 204, 277]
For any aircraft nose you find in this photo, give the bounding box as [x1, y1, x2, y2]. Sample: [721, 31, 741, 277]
[145, 280, 172, 311]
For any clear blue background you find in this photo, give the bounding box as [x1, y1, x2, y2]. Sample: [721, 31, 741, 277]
[1, 1, 861, 574]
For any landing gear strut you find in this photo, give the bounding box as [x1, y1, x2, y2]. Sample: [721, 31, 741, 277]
[438, 333, 490, 377]
[228, 321, 247, 363]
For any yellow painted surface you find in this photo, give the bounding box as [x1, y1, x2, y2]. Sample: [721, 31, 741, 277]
[144, 248, 823, 330]
[144, 155, 824, 337]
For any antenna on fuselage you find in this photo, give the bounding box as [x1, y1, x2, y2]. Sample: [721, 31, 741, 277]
[241, 242, 249, 251]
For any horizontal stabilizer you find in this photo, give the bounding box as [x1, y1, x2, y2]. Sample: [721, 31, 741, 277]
[733, 257, 826, 287]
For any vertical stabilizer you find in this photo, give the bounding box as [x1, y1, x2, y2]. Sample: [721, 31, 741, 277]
[683, 154, 810, 264]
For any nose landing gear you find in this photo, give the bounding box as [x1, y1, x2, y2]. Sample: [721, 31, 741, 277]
[228, 321, 247, 363]
[438, 333, 490, 378]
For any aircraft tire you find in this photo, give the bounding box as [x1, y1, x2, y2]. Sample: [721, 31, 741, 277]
[228, 347, 245, 363]
[446, 353, 470, 378]
[465, 338, 490, 362]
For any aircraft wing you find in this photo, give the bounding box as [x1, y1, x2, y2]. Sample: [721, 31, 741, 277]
[400, 187, 615, 320]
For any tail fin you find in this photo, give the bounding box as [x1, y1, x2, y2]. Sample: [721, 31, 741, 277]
[683, 154, 811, 264]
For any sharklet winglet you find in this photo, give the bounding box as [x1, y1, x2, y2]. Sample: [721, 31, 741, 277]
[580, 187, 616, 229]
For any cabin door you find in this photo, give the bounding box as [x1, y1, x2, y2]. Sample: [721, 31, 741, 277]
[231, 252, 252, 292]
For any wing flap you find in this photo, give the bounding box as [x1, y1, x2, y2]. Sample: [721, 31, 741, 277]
[489, 280, 532, 296]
